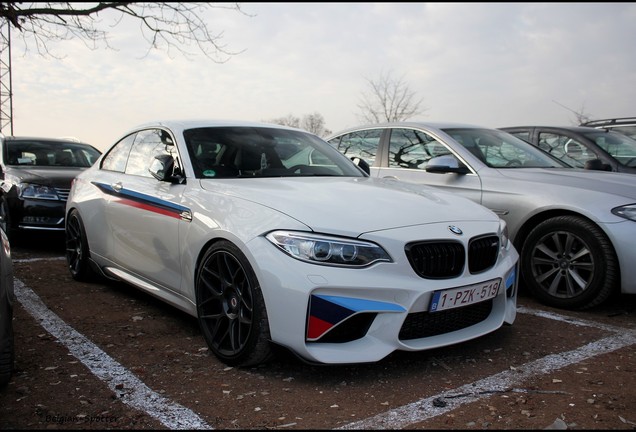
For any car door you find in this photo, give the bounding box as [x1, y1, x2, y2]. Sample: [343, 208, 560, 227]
[375, 127, 484, 204]
[107, 128, 187, 293]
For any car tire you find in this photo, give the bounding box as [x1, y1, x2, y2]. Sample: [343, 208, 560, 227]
[0, 330, 13, 388]
[195, 240, 273, 367]
[65, 209, 97, 282]
[521, 215, 618, 310]
[0, 293, 13, 388]
[0, 196, 16, 243]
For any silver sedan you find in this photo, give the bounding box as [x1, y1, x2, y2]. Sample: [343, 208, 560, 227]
[327, 122, 636, 310]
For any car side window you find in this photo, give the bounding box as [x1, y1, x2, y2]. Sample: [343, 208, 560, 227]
[537, 132, 587, 168]
[101, 134, 136, 172]
[125, 129, 176, 177]
[327, 129, 381, 166]
[388, 128, 449, 169]
[508, 131, 531, 143]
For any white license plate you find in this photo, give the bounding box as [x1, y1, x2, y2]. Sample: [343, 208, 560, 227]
[429, 278, 501, 312]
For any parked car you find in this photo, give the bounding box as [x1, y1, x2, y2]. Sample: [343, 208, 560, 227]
[499, 126, 636, 174]
[65, 120, 519, 366]
[0, 135, 102, 242]
[326, 122, 636, 311]
[581, 117, 636, 140]
[0, 226, 14, 387]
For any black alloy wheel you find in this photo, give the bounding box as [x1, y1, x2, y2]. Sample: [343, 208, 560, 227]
[65, 209, 96, 282]
[196, 240, 272, 367]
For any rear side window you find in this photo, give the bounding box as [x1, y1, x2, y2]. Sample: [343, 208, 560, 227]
[101, 134, 135, 172]
[327, 129, 382, 166]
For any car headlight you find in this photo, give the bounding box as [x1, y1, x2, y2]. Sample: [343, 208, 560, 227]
[266, 230, 392, 267]
[18, 183, 61, 200]
[499, 219, 509, 250]
[612, 204, 636, 222]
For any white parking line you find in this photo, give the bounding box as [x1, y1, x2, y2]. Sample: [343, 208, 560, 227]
[338, 308, 636, 430]
[14, 255, 636, 430]
[14, 279, 213, 430]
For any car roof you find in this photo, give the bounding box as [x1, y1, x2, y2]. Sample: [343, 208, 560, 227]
[130, 119, 303, 133]
[1, 135, 91, 144]
[327, 121, 486, 138]
[500, 125, 610, 133]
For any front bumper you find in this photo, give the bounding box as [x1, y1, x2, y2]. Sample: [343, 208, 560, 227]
[248, 221, 519, 365]
[12, 198, 66, 231]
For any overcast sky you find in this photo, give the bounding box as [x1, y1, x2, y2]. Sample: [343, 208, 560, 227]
[8, 2, 636, 151]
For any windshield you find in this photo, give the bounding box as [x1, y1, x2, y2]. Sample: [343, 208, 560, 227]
[442, 128, 569, 168]
[5, 140, 101, 167]
[183, 127, 365, 178]
[581, 130, 636, 168]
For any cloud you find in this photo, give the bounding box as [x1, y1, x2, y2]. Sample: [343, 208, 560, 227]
[7, 2, 636, 150]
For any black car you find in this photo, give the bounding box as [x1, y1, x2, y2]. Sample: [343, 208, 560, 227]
[0, 136, 102, 241]
[499, 125, 636, 174]
[0, 226, 14, 387]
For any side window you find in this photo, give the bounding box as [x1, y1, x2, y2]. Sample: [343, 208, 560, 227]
[388, 128, 448, 169]
[328, 129, 381, 166]
[101, 133, 136, 172]
[538, 132, 586, 168]
[508, 131, 531, 143]
[125, 129, 176, 177]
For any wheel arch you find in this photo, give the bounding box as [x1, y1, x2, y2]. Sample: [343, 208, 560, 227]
[513, 209, 613, 256]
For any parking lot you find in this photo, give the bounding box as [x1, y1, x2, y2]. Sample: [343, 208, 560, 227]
[1, 233, 635, 430]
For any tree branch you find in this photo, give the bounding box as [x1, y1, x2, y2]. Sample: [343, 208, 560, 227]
[0, 2, 250, 61]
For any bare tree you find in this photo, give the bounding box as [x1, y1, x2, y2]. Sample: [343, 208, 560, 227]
[552, 100, 594, 125]
[265, 113, 332, 137]
[357, 70, 427, 124]
[266, 114, 300, 128]
[0, 2, 250, 61]
[301, 112, 330, 137]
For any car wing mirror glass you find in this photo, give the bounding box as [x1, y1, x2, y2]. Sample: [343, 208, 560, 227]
[425, 155, 470, 174]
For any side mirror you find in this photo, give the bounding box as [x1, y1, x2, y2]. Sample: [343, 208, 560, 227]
[351, 157, 370, 175]
[149, 154, 184, 183]
[583, 158, 611, 171]
[425, 155, 470, 174]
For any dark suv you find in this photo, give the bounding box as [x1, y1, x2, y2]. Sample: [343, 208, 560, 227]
[0, 136, 101, 241]
[499, 125, 636, 174]
[581, 117, 636, 140]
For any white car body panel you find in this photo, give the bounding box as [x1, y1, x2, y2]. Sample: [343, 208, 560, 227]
[67, 120, 519, 365]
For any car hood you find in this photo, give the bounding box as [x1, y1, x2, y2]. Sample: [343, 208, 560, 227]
[5, 166, 86, 186]
[498, 168, 636, 199]
[199, 176, 497, 234]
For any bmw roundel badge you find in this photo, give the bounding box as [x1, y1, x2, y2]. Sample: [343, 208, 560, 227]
[448, 225, 463, 235]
